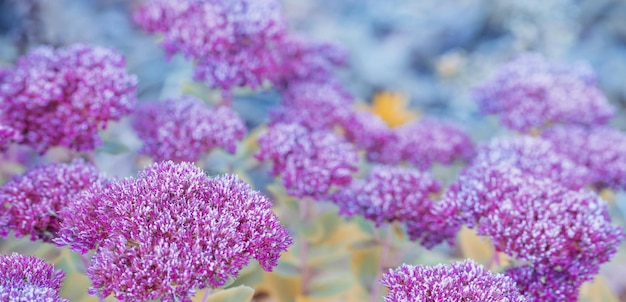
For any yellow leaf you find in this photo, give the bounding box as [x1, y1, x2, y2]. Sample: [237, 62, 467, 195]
[579, 275, 619, 302]
[370, 92, 419, 127]
[457, 227, 509, 270]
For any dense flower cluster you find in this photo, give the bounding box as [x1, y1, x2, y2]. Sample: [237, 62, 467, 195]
[134, 0, 286, 91]
[132, 97, 246, 162]
[0, 124, 21, 151]
[473, 53, 614, 131]
[56, 161, 292, 301]
[505, 265, 582, 302]
[379, 118, 475, 169]
[340, 110, 393, 163]
[381, 260, 526, 302]
[542, 125, 626, 190]
[271, 36, 348, 90]
[441, 161, 624, 300]
[332, 165, 453, 248]
[476, 136, 592, 189]
[269, 82, 353, 130]
[0, 159, 106, 242]
[0, 44, 137, 153]
[0, 253, 67, 302]
[256, 123, 358, 200]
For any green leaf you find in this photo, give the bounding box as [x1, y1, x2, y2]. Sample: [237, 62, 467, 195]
[274, 259, 301, 277]
[97, 140, 129, 154]
[350, 246, 380, 290]
[308, 270, 354, 298]
[206, 286, 255, 302]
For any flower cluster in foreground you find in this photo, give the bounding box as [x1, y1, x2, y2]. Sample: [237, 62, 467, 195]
[132, 96, 246, 162]
[381, 259, 527, 301]
[0, 159, 106, 242]
[256, 123, 359, 200]
[0, 253, 67, 302]
[473, 53, 614, 132]
[0, 43, 137, 153]
[56, 161, 292, 302]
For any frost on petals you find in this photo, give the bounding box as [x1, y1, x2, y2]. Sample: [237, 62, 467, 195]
[58, 161, 292, 302]
[0, 159, 107, 243]
[0, 44, 137, 153]
[0, 253, 68, 302]
[472, 53, 614, 131]
[381, 260, 527, 302]
[256, 123, 359, 200]
[132, 97, 246, 162]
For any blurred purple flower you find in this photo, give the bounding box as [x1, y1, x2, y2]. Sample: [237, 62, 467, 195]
[269, 82, 353, 130]
[0, 159, 106, 242]
[134, 0, 286, 91]
[0, 44, 137, 153]
[256, 123, 358, 200]
[0, 253, 67, 302]
[505, 265, 582, 302]
[379, 118, 475, 169]
[0, 124, 22, 152]
[473, 53, 614, 131]
[381, 260, 526, 302]
[476, 136, 593, 189]
[340, 110, 394, 163]
[57, 161, 291, 301]
[542, 125, 626, 190]
[132, 97, 246, 162]
[271, 36, 348, 90]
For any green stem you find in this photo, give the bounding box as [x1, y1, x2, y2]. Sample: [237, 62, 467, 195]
[370, 226, 392, 302]
[299, 197, 313, 296]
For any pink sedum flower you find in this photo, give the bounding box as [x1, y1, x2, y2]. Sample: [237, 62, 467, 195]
[381, 260, 527, 302]
[132, 97, 246, 162]
[57, 161, 292, 301]
[340, 110, 394, 163]
[0, 124, 22, 152]
[0, 44, 137, 153]
[505, 265, 582, 302]
[134, 0, 286, 91]
[378, 118, 475, 169]
[0, 253, 67, 302]
[0, 159, 106, 242]
[473, 53, 614, 131]
[269, 82, 353, 130]
[256, 123, 358, 200]
[542, 125, 626, 190]
[476, 136, 593, 189]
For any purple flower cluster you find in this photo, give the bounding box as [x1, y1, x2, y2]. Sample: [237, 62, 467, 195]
[332, 165, 454, 248]
[442, 161, 624, 300]
[0, 159, 106, 242]
[269, 82, 353, 130]
[271, 35, 348, 90]
[0, 124, 21, 152]
[476, 136, 592, 189]
[505, 265, 581, 302]
[56, 161, 292, 301]
[132, 96, 246, 162]
[134, 0, 286, 91]
[340, 110, 392, 163]
[542, 125, 626, 190]
[0, 253, 67, 302]
[0, 44, 137, 153]
[381, 260, 526, 302]
[256, 123, 358, 200]
[379, 118, 475, 170]
[473, 53, 614, 132]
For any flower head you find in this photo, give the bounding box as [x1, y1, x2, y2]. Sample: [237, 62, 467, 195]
[0, 159, 106, 242]
[0, 253, 67, 302]
[256, 123, 358, 200]
[271, 36, 348, 90]
[340, 110, 394, 163]
[0, 124, 22, 152]
[379, 118, 475, 169]
[134, 0, 286, 91]
[473, 53, 614, 131]
[269, 82, 353, 130]
[476, 136, 593, 189]
[0, 44, 137, 153]
[542, 125, 626, 190]
[505, 265, 582, 302]
[132, 97, 246, 162]
[381, 260, 526, 302]
[57, 161, 291, 301]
